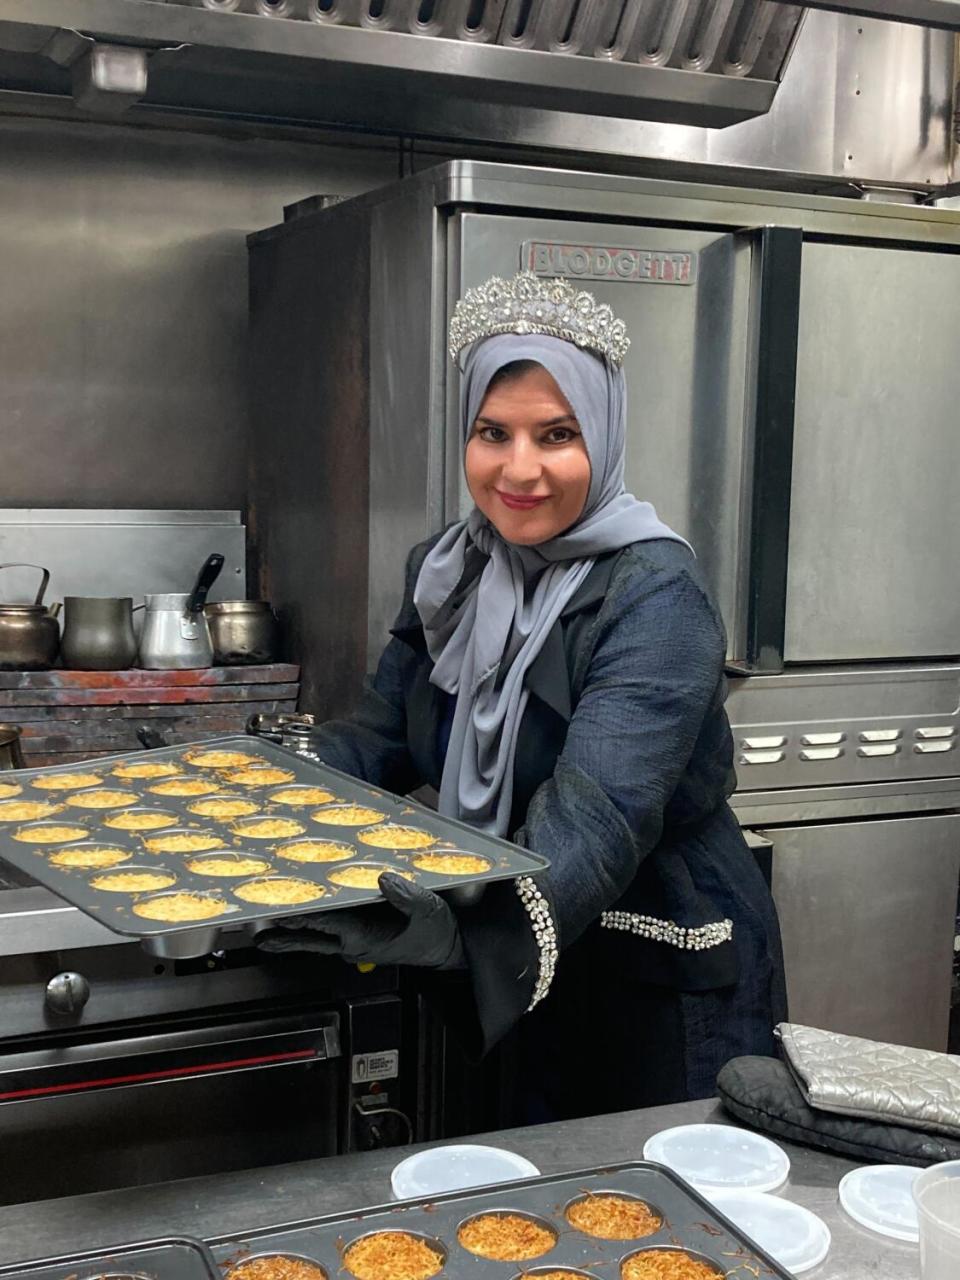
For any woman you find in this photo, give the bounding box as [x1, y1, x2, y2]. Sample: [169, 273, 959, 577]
[260, 272, 786, 1120]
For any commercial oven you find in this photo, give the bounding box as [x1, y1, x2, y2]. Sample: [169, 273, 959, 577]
[248, 161, 960, 1052]
[0, 861, 418, 1206]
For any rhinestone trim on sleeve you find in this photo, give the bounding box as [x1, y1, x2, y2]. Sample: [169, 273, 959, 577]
[600, 911, 733, 950]
[515, 875, 558, 1011]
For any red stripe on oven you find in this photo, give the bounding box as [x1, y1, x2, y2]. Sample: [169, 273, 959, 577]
[0, 1047, 318, 1099]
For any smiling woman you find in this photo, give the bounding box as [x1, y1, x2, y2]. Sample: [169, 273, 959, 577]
[257, 271, 786, 1128]
[465, 359, 591, 546]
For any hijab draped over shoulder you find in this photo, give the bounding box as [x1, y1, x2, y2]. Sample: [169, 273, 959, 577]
[414, 333, 687, 836]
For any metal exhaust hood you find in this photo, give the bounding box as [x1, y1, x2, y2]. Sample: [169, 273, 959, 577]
[0, 0, 808, 128]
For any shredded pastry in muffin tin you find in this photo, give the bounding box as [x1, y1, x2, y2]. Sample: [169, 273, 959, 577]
[112, 761, 181, 779]
[149, 777, 221, 797]
[90, 869, 177, 893]
[0, 800, 63, 821]
[233, 877, 325, 905]
[103, 810, 178, 831]
[343, 1233, 444, 1280]
[457, 1214, 556, 1261]
[66, 789, 138, 810]
[12, 823, 89, 844]
[328, 865, 414, 891]
[143, 832, 225, 854]
[565, 1194, 662, 1240]
[619, 1250, 722, 1279]
[132, 892, 227, 921]
[231, 817, 305, 840]
[49, 846, 129, 869]
[31, 772, 103, 790]
[357, 825, 437, 850]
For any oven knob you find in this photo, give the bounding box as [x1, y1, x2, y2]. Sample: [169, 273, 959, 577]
[45, 971, 91, 1016]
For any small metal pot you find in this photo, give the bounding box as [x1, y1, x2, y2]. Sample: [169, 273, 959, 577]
[205, 601, 280, 666]
[0, 564, 60, 671]
[61, 596, 137, 671]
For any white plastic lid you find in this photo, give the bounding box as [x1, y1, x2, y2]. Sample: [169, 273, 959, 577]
[390, 1144, 540, 1200]
[706, 1188, 832, 1274]
[643, 1123, 790, 1192]
[839, 1163, 921, 1242]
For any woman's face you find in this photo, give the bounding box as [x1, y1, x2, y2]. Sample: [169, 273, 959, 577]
[465, 364, 591, 546]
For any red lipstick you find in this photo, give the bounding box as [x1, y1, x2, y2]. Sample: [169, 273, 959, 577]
[496, 491, 549, 511]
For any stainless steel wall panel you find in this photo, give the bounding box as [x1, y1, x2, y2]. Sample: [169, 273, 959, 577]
[0, 115, 396, 512]
[765, 813, 960, 1050]
[366, 186, 447, 659]
[786, 241, 960, 661]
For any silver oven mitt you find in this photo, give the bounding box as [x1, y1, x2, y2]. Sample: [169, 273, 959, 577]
[777, 1022, 960, 1138]
[257, 872, 465, 969]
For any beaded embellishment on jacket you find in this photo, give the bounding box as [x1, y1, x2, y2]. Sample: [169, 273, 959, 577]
[516, 875, 558, 1009]
[600, 910, 733, 951]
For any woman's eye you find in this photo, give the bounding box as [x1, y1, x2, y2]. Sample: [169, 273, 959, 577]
[544, 427, 578, 444]
[476, 425, 508, 443]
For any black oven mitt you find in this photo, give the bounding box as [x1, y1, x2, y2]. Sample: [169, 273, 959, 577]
[256, 872, 465, 969]
[717, 1055, 960, 1167]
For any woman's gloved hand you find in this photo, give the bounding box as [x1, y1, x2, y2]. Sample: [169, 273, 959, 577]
[256, 872, 464, 969]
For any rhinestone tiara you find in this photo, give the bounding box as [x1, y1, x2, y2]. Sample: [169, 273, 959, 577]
[448, 271, 630, 367]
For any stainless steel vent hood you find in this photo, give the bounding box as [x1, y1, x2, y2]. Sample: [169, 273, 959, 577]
[0, 0, 808, 127]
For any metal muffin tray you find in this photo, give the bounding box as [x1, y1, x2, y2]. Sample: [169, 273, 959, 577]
[210, 1162, 792, 1280]
[0, 735, 549, 959]
[0, 1236, 219, 1280]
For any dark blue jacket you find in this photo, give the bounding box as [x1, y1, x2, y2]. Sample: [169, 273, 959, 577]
[308, 534, 784, 1058]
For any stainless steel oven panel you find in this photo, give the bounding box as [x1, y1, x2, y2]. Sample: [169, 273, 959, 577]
[727, 662, 960, 791]
[754, 812, 960, 1051]
[451, 211, 754, 659]
[0, 1018, 344, 1206]
[0, 1011, 341, 1102]
[787, 241, 960, 662]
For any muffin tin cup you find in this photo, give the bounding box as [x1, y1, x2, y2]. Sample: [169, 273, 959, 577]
[341, 1229, 447, 1280]
[10, 822, 92, 845]
[86, 865, 179, 894]
[224, 1252, 329, 1280]
[0, 735, 549, 958]
[101, 807, 181, 832]
[209, 1163, 795, 1280]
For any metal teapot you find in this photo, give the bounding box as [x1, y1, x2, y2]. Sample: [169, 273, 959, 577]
[0, 564, 60, 671]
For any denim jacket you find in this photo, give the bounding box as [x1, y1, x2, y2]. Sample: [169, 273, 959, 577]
[305, 534, 782, 1055]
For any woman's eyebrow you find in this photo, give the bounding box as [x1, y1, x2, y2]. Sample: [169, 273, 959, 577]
[474, 414, 579, 429]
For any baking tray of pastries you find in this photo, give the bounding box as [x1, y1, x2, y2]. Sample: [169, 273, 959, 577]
[209, 1162, 793, 1280]
[0, 1236, 219, 1280]
[0, 735, 549, 959]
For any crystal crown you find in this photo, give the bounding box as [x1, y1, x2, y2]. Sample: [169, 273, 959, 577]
[448, 271, 630, 367]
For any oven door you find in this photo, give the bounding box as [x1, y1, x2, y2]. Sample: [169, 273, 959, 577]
[746, 811, 960, 1052]
[0, 1011, 341, 1205]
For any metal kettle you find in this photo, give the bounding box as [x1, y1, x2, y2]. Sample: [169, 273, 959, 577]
[138, 554, 224, 670]
[0, 564, 60, 671]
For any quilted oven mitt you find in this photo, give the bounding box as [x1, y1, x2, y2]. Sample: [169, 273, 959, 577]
[777, 1022, 960, 1137]
[717, 1054, 960, 1168]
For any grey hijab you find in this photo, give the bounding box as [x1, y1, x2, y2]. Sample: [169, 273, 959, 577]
[413, 334, 687, 836]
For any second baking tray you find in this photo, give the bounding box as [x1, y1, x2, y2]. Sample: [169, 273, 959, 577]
[0, 735, 549, 958]
[209, 1161, 795, 1279]
[0, 1236, 219, 1280]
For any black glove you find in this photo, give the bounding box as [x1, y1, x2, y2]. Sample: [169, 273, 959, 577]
[257, 872, 464, 969]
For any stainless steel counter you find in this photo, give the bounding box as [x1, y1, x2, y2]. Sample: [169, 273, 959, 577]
[0, 1099, 917, 1276]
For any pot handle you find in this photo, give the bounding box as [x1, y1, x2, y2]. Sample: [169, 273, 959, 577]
[0, 563, 50, 607]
